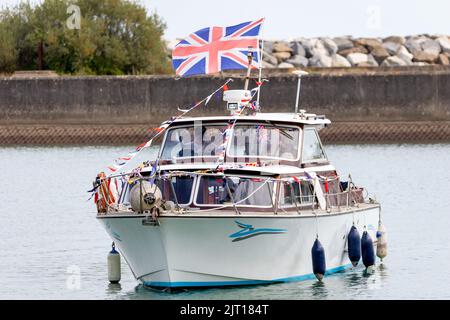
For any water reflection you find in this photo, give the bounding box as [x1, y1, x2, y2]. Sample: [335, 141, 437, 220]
[339, 264, 388, 297]
[106, 264, 390, 300]
[106, 283, 122, 295]
[310, 281, 328, 298]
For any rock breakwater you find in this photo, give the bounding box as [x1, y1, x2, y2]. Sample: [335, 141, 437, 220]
[261, 35, 450, 68]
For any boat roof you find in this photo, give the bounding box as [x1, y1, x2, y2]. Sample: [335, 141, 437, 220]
[221, 164, 336, 176]
[142, 163, 335, 176]
[163, 112, 331, 126]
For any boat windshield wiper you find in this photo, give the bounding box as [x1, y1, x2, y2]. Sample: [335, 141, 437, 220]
[264, 121, 294, 140]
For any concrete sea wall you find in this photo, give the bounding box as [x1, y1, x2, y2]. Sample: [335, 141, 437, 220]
[1, 66, 450, 144]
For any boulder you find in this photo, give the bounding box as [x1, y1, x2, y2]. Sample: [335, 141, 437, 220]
[370, 45, 390, 64]
[309, 53, 332, 67]
[366, 54, 379, 67]
[421, 39, 441, 56]
[311, 40, 329, 57]
[346, 53, 378, 67]
[405, 37, 440, 62]
[286, 55, 309, 67]
[290, 42, 306, 56]
[261, 60, 275, 68]
[338, 46, 368, 56]
[322, 38, 338, 55]
[301, 38, 329, 58]
[331, 54, 351, 67]
[346, 53, 369, 66]
[437, 36, 450, 54]
[311, 47, 329, 58]
[273, 41, 293, 53]
[383, 41, 401, 55]
[263, 41, 274, 53]
[383, 36, 405, 45]
[405, 38, 422, 55]
[396, 46, 414, 64]
[263, 51, 278, 65]
[299, 38, 317, 57]
[413, 51, 438, 63]
[354, 38, 382, 50]
[273, 51, 292, 62]
[333, 37, 354, 52]
[278, 62, 294, 68]
[381, 56, 407, 67]
[409, 35, 429, 44]
[438, 53, 449, 66]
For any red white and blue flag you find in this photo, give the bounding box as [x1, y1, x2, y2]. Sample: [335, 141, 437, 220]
[172, 18, 264, 77]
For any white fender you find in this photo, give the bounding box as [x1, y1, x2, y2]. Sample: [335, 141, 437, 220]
[310, 174, 326, 210]
[107, 247, 121, 283]
[376, 221, 388, 260]
[130, 181, 162, 212]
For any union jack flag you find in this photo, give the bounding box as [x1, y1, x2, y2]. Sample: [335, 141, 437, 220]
[172, 18, 264, 77]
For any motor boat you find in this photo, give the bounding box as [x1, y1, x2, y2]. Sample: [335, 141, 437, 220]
[93, 81, 383, 289]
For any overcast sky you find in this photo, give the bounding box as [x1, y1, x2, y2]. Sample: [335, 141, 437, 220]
[1, 0, 449, 40]
[146, 0, 450, 40]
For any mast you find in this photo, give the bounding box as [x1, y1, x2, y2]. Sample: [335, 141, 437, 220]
[293, 70, 309, 113]
[256, 39, 264, 105]
[244, 46, 253, 90]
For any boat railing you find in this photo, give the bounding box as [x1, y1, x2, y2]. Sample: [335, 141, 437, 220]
[95, 170, 367, 215]
[323, 188, 366, 212]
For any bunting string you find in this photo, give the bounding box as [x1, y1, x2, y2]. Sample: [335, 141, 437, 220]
[103, 78, 234, 177]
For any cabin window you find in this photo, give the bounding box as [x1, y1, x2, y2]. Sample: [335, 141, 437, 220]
[279, 180, 315, 207]
[156, 176, 194, 205]
[160, 124, 227, 160]
[228, 124, 300, 160]
[302, 128, 327, 162]
[195, 176, 274, 207]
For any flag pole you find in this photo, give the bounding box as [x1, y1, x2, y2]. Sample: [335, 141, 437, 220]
[256, 39, 264, 105]
[244, 46, 253, 90]
[257, 19, 265, 105]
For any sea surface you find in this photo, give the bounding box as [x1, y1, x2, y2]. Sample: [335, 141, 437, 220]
[1, 143, 450, 299]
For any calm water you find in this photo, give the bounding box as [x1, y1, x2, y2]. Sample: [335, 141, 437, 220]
[1, 143, 450, 300]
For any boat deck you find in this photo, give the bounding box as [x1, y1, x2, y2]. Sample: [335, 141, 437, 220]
[97, 202, 380, 219]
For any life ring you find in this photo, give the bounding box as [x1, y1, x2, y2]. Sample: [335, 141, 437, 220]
[94, 172, 118, 213]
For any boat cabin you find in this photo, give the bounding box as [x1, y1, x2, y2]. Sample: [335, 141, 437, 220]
[156, 112, 331, 168]
[115, 112, 364, 214]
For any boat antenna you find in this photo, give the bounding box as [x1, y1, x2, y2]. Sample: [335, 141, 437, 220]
[293, 70, 309, 113]
[244, 46, 253, 90]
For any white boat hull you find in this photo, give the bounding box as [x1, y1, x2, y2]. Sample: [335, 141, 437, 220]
[98, 206, 380, 288]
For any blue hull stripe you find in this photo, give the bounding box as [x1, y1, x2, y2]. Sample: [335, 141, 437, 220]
[143, 264, 353, 288]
